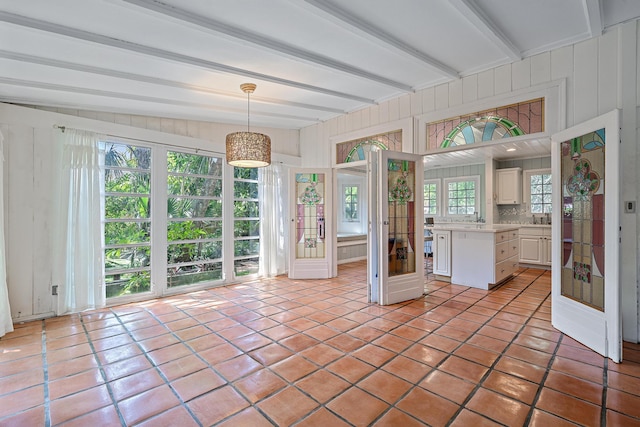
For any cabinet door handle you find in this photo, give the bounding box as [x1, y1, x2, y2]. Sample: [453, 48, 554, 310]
[501, 249, 505, 254]
[439, 236, 445, 239]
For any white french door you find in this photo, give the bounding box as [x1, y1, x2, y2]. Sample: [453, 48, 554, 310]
[288, 169, 334, 279]
[368, 150, 424, 305]
[551, 109, 621, 362]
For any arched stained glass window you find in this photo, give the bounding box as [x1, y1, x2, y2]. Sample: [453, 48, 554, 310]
[441, 116, 524, 148]
[336, 130, 402, 164]
[426, 97, 544, 151]
[345, 140, 388, 162]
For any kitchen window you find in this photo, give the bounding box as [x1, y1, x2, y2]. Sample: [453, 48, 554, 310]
[524, 169, 552, 214]
[423, 179, 439, 216]
[444, 176, 479, 216]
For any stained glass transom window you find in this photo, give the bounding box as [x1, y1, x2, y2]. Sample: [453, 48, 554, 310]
[427, 98, 544, 150]
[336, 130, 402, 164]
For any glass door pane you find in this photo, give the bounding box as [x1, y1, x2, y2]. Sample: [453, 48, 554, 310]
[387, 159, 416, 276]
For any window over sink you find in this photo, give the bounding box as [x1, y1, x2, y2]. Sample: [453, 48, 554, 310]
[524, 168, 552, 214]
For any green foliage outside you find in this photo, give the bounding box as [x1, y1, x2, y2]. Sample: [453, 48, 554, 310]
[104, 146, 261, 296]
[103, 142, 152, 297]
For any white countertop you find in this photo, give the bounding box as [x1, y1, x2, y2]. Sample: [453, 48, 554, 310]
[429, 223, 520, 233]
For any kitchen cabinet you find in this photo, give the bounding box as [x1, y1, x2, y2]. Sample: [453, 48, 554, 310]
[449, 226, 519, 289]
[519, 226, 551, 267]
[496, 167, 522, 205]
[432, 229, 451, 277]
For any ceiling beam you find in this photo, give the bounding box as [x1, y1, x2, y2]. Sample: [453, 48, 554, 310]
[301, 0, 459, 79]
[119, 0, 412, 92]
[0, 50, 346, 115]
[449, 0, 521, 62]
[0, 76, 322, 123]
[0, 11, 375, 105]
[584, 0, 603, 37]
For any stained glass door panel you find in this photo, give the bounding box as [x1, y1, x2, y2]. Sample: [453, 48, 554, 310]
[561, 130, 605, 309]
[289, 169, 333, 279]
[387, 159, 416, 276]
[551, 110, 620, 362]
[373, 150, 424, 305]
[295, 172, 325, 259]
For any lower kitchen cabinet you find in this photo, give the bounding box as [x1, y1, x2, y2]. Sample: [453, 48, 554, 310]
[432, 229, 451, 277]
[519, 226, 552, 267]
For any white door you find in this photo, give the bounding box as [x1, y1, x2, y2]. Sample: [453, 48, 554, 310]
[369, 150, 424, 305]
[551, 109, 621, 362]
[289, 169, 333, 279]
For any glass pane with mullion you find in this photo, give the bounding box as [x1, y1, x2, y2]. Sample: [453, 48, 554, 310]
[105, 170, 150, 194]
[234, 257, 259, 276]
[105, 221, 150, 245]
[167, 152, 222, 176]
[234, 167, 258, 180]
[105, 195, 150, 219]
[234, 219, 260, 237]
[168, 175, 222, 198]
[234, 239, 260, 257]
[168, 198, 222, 218]
[105, 246, 150, 271]
[103, 143, 151, 170]
[167, 241, 222, 264]
[167, 262, 222, 288]
[234, 181, 258, 199]
[234, 200, 259, 218]
[167, 220, 222, 241]
[105, 271, 150, 298]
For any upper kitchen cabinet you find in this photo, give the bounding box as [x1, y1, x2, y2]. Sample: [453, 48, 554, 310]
[496, 167, 522, 205]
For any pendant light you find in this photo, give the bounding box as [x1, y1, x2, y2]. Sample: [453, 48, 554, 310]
[226, 83, 271, 168]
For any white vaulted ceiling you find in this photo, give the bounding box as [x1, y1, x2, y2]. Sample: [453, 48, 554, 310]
[1, 0, 639, 130]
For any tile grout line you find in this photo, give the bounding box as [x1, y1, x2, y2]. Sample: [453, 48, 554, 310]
[106, 308, 205, 427]
[522, 294, 563, 425]
[139, 303, 281, 427]
[431, 269, 550, 425]
[41, 320, 51, 427]
[329, 268, 548, 426]
[77, 313, 127, 426]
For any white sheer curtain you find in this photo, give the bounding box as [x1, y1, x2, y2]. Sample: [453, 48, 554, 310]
[258, 163, 289, 277]
[0, 130, 13, 337]
[52, 129, 104, 314]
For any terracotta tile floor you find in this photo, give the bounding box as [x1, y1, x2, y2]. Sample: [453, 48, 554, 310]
[1, 261, 640, 426]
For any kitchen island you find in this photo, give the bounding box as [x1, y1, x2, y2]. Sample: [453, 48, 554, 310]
[432, 224, 520, 289]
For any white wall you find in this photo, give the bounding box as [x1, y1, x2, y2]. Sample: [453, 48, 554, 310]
[0, 104, 301, 321]
[300, 22, 640, 342]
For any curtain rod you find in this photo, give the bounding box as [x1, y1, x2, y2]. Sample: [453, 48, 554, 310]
[53, 124, 220, 155]
[53, 124, 292, 167]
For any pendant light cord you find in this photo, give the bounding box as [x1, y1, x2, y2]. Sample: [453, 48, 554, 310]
[247, 91, 251, 132]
